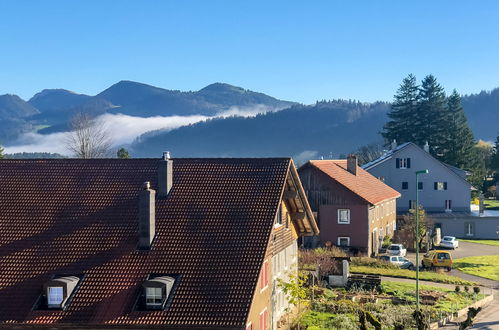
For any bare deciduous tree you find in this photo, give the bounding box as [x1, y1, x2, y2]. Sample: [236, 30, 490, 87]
[353, 143, 386, 166]
[65, 113, 112, 158]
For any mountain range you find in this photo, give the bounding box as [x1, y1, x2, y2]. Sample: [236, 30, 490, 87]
[1, 81, 498, 158]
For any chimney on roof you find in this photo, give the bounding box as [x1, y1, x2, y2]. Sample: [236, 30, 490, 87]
[138, 181, 156, 250]
[158, 151, 173, 199]
[391, 139, 397, 150]
[424, 141, 430, 153]
[347, 154, 357, 176]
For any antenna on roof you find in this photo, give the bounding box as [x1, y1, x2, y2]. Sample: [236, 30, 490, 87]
[162, 151, 171, 160]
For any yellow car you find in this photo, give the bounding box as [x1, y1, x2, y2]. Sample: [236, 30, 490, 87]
[422, 250, 453, 271]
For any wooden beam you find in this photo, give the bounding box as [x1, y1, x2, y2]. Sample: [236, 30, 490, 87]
[282, 190, 298, 200]
[291, 212, 306, 221]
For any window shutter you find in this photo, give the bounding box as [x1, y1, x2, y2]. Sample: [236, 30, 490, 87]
[444, 182, 447, 190]
[396, 158, 400, 168]
[434, 182, 438, 190]
[407, 158, 411, 168]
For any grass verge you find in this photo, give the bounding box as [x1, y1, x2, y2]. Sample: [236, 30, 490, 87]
[484, 199, 499, 210]
[460, 239, 499, 247]
[351, 265, 477, 286]
[382, 281, 486, 313]
[453, 255, 499, 281]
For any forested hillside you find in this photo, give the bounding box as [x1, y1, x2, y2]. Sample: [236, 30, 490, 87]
[130, 100, 390, 160]
[462, 88, 499, 141]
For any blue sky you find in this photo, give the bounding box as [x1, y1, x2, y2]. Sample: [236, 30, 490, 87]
[1, 1, 499, 103]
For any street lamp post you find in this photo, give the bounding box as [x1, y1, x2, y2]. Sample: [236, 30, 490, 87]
[415, 169, 429, 310]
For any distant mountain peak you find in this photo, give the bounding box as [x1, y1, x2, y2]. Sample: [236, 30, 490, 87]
[199, 82, 246, 94]
[30, 88, 83, 101]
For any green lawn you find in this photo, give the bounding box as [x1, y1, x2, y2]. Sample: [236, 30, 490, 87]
[453, 255, 499, 281]
[484, 199, 499, 210]
[382, 281, 485, 313]
[461, 239, 499, 247]
[351, 265, 477, 286]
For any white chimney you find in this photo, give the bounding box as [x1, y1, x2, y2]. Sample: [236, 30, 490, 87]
[138, 181, 156, 249]
[391, 140, 397, 151]
[424, 141, 430, 153]
[158, 151, 173, 198]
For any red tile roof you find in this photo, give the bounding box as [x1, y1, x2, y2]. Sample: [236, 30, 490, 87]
[0, 158, 291, 328]
[304, 160, 400, 205]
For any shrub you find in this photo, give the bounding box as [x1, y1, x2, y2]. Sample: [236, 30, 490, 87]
[299, 248, 347, 276]
[455, 286, 461, 293]
[299, 311, 357, 330]
[351, 257, 399, 269]
[473, 286, 481, 294]
[382, 235, 393, 248]
[464, 286, 470, 293]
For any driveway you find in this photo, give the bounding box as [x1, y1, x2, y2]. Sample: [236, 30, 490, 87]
[405, 241, 499, 265]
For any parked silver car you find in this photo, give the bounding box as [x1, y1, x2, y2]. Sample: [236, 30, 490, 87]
[440, 236, 459, 249]
[379, 255, 415, 270]
[386, 244, 407, 257]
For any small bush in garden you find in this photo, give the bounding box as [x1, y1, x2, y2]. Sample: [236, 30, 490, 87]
[473, 286, 481, 294]
[299, 248, 347, 276]
[455, 286, 461, 293]
[382, 235, 393, 248]
[464, 285, 470, 293]
[351, 257, 399, 269]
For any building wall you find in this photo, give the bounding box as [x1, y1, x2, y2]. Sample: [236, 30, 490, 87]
[433, 216, 499, 240]
[299, 166, 371, 254]
[319, 204, 368, 251]
[367, 199, 397, 254]
[246, 199, 298, 330]
[366, 144, 471, 213]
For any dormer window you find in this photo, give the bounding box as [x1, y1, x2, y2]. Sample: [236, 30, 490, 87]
[42, 275, 81, 309]
[141, 275, 176, 310]
[47, 287, 63, 307]
[146, 287, 163, 306]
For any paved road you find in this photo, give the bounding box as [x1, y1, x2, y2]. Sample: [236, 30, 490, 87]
[405, 241, 499, 263]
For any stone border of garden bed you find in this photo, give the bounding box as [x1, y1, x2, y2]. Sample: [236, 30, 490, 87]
[429, 293, 494, 329]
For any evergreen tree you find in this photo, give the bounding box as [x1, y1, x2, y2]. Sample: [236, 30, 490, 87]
[441, 90, 475, 168]
[415, 75, 448, 158]
[382, 74, 419, 144]
[0, 144, 4, 159]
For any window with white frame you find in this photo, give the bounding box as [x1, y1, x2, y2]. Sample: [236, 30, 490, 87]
[337, 209, 350, 224]
[146, 287, 163, 306]
[47, 287, 64, 306]
[445, 200, 452, 211]
[337, 237, 350, 247]
[465, 222, 474, 237]
[396, 158, 411, 169]
[275, 205, 283, 226]
[434, 182, 447, 190]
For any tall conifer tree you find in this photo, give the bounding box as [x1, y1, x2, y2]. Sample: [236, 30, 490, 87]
[415, 75, 447, 158]
[382, 74, 419, 144]
[0, 145, 4, 159]
[441, 90, 475, 168]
